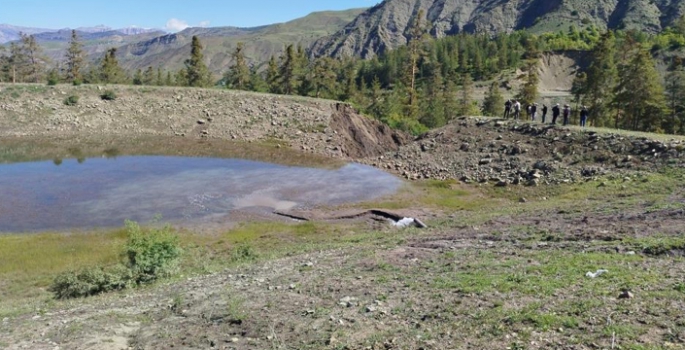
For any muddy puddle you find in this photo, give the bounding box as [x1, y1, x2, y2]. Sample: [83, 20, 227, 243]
[0, 152, 401, 233]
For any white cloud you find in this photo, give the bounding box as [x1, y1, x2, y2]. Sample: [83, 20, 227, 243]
[165, 18, 189, 32]
[198, 20, 210, 28]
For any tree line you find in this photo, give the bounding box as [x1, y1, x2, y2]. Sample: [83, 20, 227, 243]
[4, 16, 685, 135]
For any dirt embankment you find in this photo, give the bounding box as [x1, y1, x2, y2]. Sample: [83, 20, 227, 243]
[1, 83, 684, 186]
[0, 84, 404, 161]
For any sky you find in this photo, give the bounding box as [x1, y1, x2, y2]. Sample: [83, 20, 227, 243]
[1, 0, 379, 31]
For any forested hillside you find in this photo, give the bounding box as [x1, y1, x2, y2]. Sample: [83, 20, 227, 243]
[4, 11, 685, 137]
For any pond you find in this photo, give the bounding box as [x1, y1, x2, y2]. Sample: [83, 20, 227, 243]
[0, 156, 402, 232]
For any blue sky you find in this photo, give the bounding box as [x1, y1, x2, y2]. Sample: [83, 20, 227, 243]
[2, 0, 379, 31]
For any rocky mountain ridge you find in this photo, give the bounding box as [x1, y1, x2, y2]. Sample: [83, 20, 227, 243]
[311, 0, 685, 58]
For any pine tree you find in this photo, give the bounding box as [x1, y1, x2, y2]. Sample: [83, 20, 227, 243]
[458, 73, 477, 116]
[419, 62, 445, 128]
[664, 58, 685, 134]
[516, 59, 539, 106]
[266, 55, 279, 93]
[613, 47, 666, 131]
[184, 36, 211, 87]
[132, 69, 143, 85]
[404, 9, 428, 114]
[165, 71, 174, 86]
[143, 66, 155, 85]
[583, 31, 618, 126]
[8, 42, 26, 83]
[277, 44, 300, 95]
[226, 42, 251, 90]
[64, 30, 83, 83]
[310, 57, 338, 99]
[482, 81, 504, 117]
[100, 48, 126, 84]
[20, 34, 48, 83]
[156, 67, 163, 86]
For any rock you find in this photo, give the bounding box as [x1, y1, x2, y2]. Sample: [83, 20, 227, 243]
[289, 284, 296, 290]
[460, 143, 470, 151]
[618, 290, 634, 299]
[519, 197, 527, 203]
[365, 305, 377, 313]
[230, 337, 240, 343]
[495, 180, 508, 187]
[479, 158, 492, 165]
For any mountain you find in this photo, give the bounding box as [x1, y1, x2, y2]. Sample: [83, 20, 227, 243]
[112, 8, 366, 74]
[0, 24, 53, 44]
[311, 0, 685, 59]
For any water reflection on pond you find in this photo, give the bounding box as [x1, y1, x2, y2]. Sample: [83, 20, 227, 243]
[0, 156, 401, 232]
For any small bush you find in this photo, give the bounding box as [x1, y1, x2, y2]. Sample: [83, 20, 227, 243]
[100, 90, 117, 101]
[72, 79, 83, 86]
[124, 220, 182, 284]
[50, 264, 133, 299]
[230, 243, 258, 263]
[63, 95, 79, 106]
[47, 77, 59, 86]
[50, 220, 182, 299]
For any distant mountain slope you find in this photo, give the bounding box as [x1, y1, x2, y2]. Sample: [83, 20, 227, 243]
[311, 0, 685, 59]
[0, 24, 52, 44]
[113, 8, 367, 74]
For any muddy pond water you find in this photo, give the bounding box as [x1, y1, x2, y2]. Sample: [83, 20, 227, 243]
[0, 155, 402, 233]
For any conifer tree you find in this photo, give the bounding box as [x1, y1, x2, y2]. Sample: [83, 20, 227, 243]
[583, 31, 618, 126]
[458, 73, 478, 116]
[482, 81, 503, 117]
[100, 48, 126, 84]
[277, 44, 300, 95]
[266, 55, 279, 93]
[64, 30, 83, 83]
[517, 60, 539, 106]
[20, 34, 47, 83]
[310, 57, 338, 99]
[156, 67, 163, 86]
[665, 58, 685, 134]
[419, 62, 445, 127]
[226, 42, 251, 90]
[7, 42, 25, 83]
[132, 69, 143, 85]
[184, 36, 211, 87]
[613, 46, 666, 131]
[404, 9, 428, 114]
[143, 66, 155, 85]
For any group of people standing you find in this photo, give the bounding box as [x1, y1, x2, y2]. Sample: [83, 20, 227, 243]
[503, 100, 589, 127]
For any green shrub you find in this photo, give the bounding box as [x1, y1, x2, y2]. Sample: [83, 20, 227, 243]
[100, 90, 117, 101]
[63, 95, 79, 106]
[230, 243, 258, 263]
[47, 77, 59, 86]
[49, 220, 182, 299]
[50, 264, 133, 299]
[124, 220, 182, 283]
[72, 79, 82, 86]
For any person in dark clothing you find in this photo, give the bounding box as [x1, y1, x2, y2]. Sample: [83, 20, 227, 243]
[552, 103, 560, 124]
[504, 100, 512, 119]
[563, 104, 571, 126]
[526, 104, 532, 119]
[541, 104, 548, 123]
[531, 103, 538, 121]
[513, 100, 521, 120]
[580, 106, 589, 127]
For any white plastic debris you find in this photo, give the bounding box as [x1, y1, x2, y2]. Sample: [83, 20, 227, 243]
[393, 217, 416, 228]
[585, 269, 608, 278]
